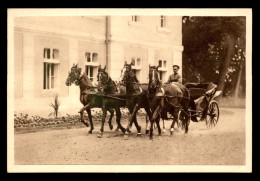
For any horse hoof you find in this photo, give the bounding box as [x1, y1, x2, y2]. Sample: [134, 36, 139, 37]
[170, 128, 174, 135]
[126, 129, 131, 134]
[145, 130, 149, 134]
[109, 125, 113, 130]
[137, 133, 142, 137]
[163, 129, 166, 133]
[82, 121, 89, 127]
[121, 128, 126, 134]
[138, 126, 142, 132]
[89, 130, 92, 134]
[149, 136, 153, 140]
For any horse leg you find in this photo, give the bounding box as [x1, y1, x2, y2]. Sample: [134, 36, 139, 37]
[107, 108, 114, 130]
[125, 107, 133, 134]
[86, 108, 94, 134]
[144, 107, 152, 134]
[125, 104, 139, 134]
[155, 116, 161, 136]
[115, 108, 126, 133]
[133, 115, 142, 136]
[184, 109, 190, 134]
[150, 102, 163, 139]
[79, 103, 90, 114]
[149, 117, 155, 140]
[170, 116, 176, 136]
[162, 118, 166, 133]
[97, 106, 107, 138]
[79, 103, 90, 127]
[131, 104, 141, 134]
[79, 108, 89, 127]
[170, 109, 178, 135]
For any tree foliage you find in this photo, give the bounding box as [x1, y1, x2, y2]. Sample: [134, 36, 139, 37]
[182, 16, 246, 97]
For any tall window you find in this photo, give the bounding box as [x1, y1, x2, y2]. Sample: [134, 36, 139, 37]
[160, 16, 167, 28]
[132, 16, 141, 22]
[85, 52, 99, 82]
[131, 57, 142, 81]
[86, 52, 91, 62]
[158, 60, 167, 82]
[43, 48, 59, 90]
[85, 66, 98, 82]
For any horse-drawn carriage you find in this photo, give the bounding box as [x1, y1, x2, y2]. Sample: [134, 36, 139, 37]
[184, 82, 222, 128]
[66, 63, 222, 139]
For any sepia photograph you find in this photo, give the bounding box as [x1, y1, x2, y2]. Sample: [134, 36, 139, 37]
[7, 8, 252, 173]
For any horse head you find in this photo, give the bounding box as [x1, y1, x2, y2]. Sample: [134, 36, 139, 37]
[119, 61, 133, 84]
[148, 65, 160, 90]
[66, 64, 82, 86]
[97, 65, 111, 93]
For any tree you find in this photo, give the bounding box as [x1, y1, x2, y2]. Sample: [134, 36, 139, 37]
[182, 16, 246, 98]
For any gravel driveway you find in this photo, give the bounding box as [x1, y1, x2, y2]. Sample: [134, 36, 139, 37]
[14, 108, 246, 165]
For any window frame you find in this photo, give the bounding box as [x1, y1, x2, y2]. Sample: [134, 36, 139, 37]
[43, 48, 60, 92]
[157, 16, 171, 33]
[131, 57, 142, 81]
[128, 16, 143, 27]
[158, 59, 167, 82]
[160, 15, 167, 28]
[132, 16, 141, 22]
[131, 57, 142, 70]
[84, 51, 99, 83]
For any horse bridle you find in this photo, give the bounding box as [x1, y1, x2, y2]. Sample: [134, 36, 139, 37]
[149, 68, 160, 87]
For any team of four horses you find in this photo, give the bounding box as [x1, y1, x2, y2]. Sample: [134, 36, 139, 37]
[66, 62, 193, 139]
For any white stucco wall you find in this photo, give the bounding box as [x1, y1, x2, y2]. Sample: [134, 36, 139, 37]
[13, 16, 183, 117]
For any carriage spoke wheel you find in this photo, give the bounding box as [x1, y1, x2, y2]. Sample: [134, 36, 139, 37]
[206, 100, 219, 128]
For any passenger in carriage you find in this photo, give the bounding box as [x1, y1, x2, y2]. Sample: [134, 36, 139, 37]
[190, 69, 202, 83]
[166, 65, 182, 84]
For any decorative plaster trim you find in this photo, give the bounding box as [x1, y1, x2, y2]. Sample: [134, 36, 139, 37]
[158, 67, 167, 72]
[85, 62, 99, 66]
[110, 37, 184, 51]
[14, 23, 106, 43]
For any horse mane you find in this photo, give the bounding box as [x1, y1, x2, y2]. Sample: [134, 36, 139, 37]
[98, 70, 118, 94]
[122, 68, 143, 94]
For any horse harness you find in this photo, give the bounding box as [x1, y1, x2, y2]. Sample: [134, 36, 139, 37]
[151, 85, 191, 117]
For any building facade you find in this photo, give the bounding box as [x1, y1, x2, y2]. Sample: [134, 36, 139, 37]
[13, 16, 183, 117]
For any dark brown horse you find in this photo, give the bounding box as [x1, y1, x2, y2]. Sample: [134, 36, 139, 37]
[96, 65, 126, 137]
[120, 61, 153, 136]
[148, 65, 191, 139]
[65, 64, 116, 134]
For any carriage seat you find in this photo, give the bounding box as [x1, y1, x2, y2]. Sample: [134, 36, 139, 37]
[185, 82, 217, 99]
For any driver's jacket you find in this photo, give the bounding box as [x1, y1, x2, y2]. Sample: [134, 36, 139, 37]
[166, 73, 182, 84]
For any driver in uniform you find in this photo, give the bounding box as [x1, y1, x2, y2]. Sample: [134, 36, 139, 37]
[166, 65, 182, 84]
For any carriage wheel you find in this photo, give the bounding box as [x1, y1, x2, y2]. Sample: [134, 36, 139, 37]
[206, 100, 219, 128]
